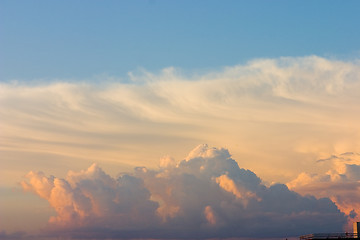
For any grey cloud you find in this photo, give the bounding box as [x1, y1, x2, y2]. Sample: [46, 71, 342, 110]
[340, 152, 357, 156]
[288, 152, 360, 229]
[316, 155, 339, 163]
[22, 145, 347, 239]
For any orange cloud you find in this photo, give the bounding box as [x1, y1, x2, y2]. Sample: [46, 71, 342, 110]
[288, 152, 360, 230]
[22, 145, 347, 239]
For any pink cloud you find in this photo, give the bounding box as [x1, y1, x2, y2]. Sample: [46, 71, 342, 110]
[22, 145, 347, 239]
[288, 152, 360, 230]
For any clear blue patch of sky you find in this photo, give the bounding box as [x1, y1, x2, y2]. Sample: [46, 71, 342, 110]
[1, 0, 359, 81]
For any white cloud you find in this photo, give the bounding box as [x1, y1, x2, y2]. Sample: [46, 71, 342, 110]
[2, 57, 360, 187]
[22, 145, 347, 239]
[3, 56, 360, 237]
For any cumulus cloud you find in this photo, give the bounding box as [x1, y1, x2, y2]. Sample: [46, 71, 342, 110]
[288, 152, 360, 229]
[22, 145, 347, 239]
[22, 164, 159, 231]
[3, 56, 360, 237]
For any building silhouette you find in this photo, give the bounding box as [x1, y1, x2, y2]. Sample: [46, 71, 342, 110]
[299, 222, 360, 240]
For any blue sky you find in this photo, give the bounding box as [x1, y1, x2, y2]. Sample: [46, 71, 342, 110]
[2, 1, 360, 239]
[1, 0, 360, 81]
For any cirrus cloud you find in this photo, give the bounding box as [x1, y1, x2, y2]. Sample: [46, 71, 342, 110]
[2, 56, 360, 186]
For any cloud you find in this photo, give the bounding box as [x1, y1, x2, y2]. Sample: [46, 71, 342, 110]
[22, 145, 347, 239]
[0, 56, 360, 188]
[3, 56, 360, 237]
[2, 56, 360, 187]
[0, 231, 27, 240]
[22, 163, 159, 231]
[288, 152, 360, 229]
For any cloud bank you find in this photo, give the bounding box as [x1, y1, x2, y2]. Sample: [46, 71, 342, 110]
[2, 55, 360, 237]
[22, 145, 347, 239]
[2, 56, 360, 188]
[288, 152, 360, 229]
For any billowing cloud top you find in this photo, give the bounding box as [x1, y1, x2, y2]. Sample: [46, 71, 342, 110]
[22, 145, 346, 239]
[3, 56, 360, 238]
[288, 152, 360, 230]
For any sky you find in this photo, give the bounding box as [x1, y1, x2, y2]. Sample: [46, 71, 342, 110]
[1, 1, 360, 240]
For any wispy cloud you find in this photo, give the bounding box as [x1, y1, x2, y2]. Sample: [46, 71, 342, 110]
[2, 56, 360, 186]
[2, 56, 360, 237]
[22, 145, 346, 239]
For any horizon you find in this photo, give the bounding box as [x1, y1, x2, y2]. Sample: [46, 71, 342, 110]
[1, 1, 360, 240]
